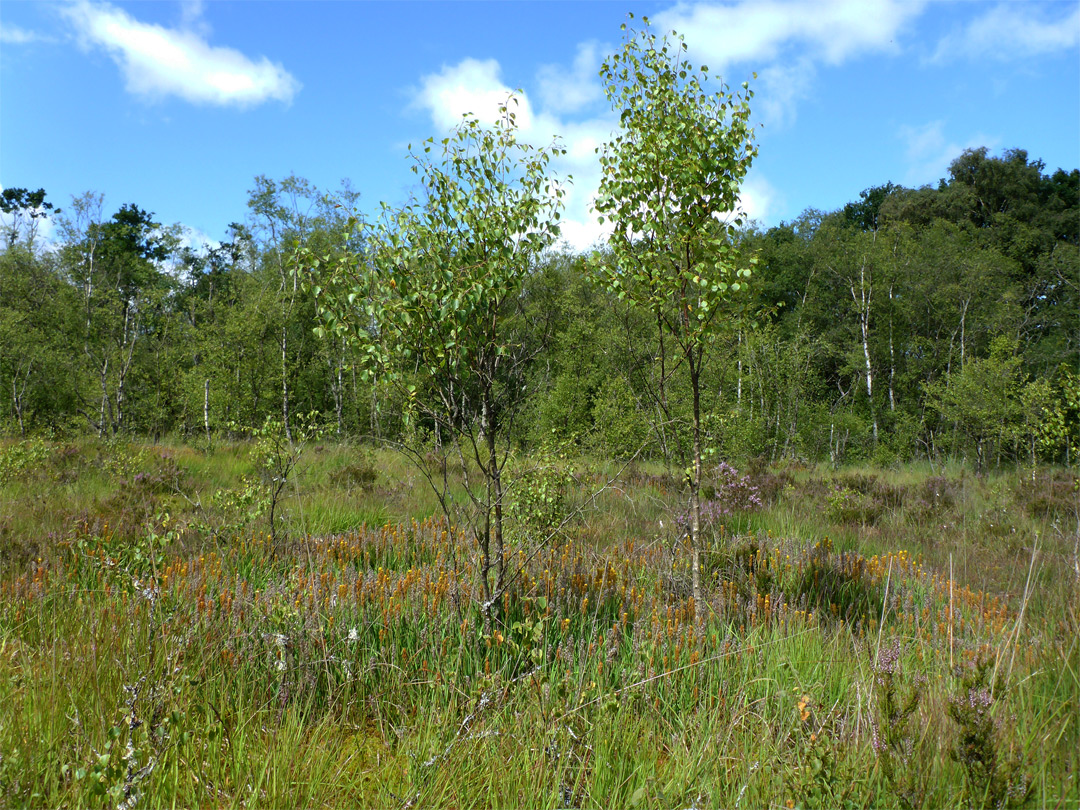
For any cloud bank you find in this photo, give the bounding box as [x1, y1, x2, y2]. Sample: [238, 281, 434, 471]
[62, 0, 300, 107]
[654, 0, 923, 68]
[654, 0, 925, 131]
[932, 2, 1080, 63]
[406, 1, 936, 246]
[411, 50, 779, 250]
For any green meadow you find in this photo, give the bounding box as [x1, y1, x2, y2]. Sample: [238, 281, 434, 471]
[0, 437, 1076, 808]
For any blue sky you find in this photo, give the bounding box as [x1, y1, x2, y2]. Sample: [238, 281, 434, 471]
[2, 0, 1078, 252]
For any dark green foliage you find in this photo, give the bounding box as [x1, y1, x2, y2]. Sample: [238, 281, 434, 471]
[948, 660, 1032, 809]
[0, 145, 1076, 471]
[871, 641, 927, 809]
[0, 187, 59, 248]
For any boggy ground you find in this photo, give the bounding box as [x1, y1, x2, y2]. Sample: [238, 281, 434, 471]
[0, 438, 1076, 808]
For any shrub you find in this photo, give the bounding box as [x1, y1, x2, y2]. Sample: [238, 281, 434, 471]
[871, 640, 927, 809]
[1014, 469, 1078, 520]
[328, 453, 379, 492]
[506, 444, 576, 545]
[825, 485, 882, 526]
[947, 659, 1031, 809]
[589, 378, 652, 460]
[0, 437, 51, 484]
[745, 456, 795, 505]
[678, 461, 762, 538]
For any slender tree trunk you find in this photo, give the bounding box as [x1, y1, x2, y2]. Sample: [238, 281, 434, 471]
[370, 373, 380, 438]
[12, 376, 26, 438]
[114, 303, 139, 436]
[281, 324, 293, 442]
[736, 330, 743, 406]
[488, 402, 504, 610]
[652, 309, 672, 461]
[204, 378, 212, 445]
[235, 349, 242, 424]
[852, 258, 878, 442]
[477, 394, 495, 633]
[888, 284, 896, 412]
[98, 356, 110, 439]
[689, 353, 703, 623]
[959, 298, 969, 371]
[11, 358, 34, 438]
[333, 341, 345, 436]
[350, 365, 359, 432]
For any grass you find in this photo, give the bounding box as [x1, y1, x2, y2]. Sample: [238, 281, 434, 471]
[0, 437, 1077, 808]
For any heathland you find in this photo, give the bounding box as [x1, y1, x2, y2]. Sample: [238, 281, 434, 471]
[3, 24, 1077, 807]
[0, 438, 1076, 808]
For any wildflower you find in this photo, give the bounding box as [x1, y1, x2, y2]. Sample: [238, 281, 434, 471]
[798, 694, 812, 723]
[348, 626, 359, 643]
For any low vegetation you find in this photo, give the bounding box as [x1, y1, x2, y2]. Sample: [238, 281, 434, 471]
[1, 437, 1076, 808]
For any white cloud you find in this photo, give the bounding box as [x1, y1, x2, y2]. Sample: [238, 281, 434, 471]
[932, 3, 1080, 63]
[536, 41, 605, 115]
[179, 0, 209, 35]
[899, 121, 998, 186]
[736, 171, 779, 225]
[554, 217, 612, 254]
[0, 24, 51, 45]
[411, 57, 579, 147]
[654, 0, 923, 69]
[62, 0, 300, 107]
[408, 3, 928, 246]
[649, 0, 924, 130]
[754, 58, 814, 130]
[178, 224, 220, 254]
[412, 58, 527, 131]
[164, 225, 224, 285]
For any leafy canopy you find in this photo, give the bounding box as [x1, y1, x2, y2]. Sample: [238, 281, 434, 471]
[593, 14, 757, 343]
[299, 97, 566, 400]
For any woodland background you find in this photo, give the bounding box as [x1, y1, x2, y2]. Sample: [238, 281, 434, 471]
[2, 145, 1077, 468]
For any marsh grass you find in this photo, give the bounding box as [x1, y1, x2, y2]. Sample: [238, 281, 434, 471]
[0, 438, 1076, 807]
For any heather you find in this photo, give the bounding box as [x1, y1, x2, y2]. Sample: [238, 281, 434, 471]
[0, 438, 1075, 808]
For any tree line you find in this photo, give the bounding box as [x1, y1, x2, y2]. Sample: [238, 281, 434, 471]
[2, 119, 1077, 471]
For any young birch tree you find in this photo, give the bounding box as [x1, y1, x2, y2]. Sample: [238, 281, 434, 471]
[592, 16, 757, 619]
[295, 99, 565, 629]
